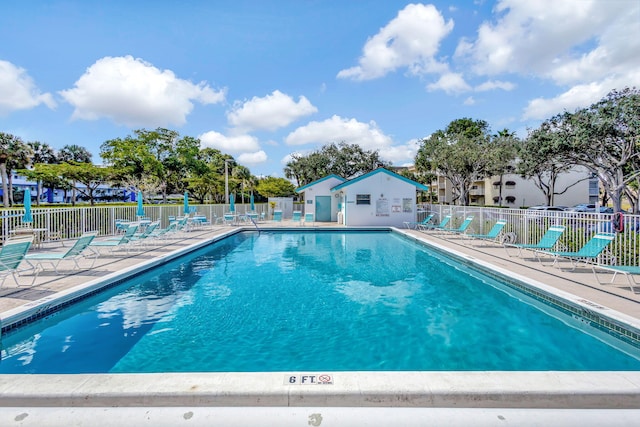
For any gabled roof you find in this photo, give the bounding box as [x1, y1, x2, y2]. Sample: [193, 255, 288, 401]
[295, 174, 346, 193]
[331, 168, 429, 191]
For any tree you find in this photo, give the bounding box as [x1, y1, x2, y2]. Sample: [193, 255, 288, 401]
[284, 142, 389, 186]
[27, 141, 57, 205]
[6, 139, 32, 206]
[488, 130, 520, 207]
[517, 120, 589, 206]
[232, 165, 252, 204]
[59, 144, 92, 205]
[17, 166, 68, 205]
[0, 133, 33, 207]
[255, 176, 296, 198]
[187, 172, 224, 203]
[415, 118, 493, 206]
[551, 88, 640, 212]
[56, 162, 115, 206]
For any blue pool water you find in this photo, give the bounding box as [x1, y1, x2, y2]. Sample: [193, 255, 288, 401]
[2, 230, 640, 373]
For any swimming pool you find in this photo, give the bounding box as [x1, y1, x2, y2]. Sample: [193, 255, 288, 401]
[1, 230, 640, 373]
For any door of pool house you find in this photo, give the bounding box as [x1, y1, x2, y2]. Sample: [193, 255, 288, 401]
[315, 195, 331, 222]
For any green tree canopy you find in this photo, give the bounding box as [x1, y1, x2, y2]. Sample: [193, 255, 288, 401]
[284, 142, 389, 187]
[415, 118, 496, 206]
[255, 176, 296, 198]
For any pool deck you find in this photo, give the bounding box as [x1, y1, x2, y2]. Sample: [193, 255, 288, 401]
[2, 222, 640, 425]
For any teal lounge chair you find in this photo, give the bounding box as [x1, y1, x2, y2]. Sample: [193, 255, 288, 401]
[0, 236, 35, 287]
[404, 214, 435, 230]
[465, 220, 507, 244]
[534, 232, 616, 270]
[90, 224, 139, 254]
[292, 211, 302, 224]
[223, 213, 236, 225]
[304, 213, 314, 225]
[443, 215, 474, 235]
[418, 215, 451, 231]
[592, 264, 640, 293]
[273, 210, 283, 222]
[129, 222, 160, 249]
[504, 225, 566, 258]
[150, 222, 179, 243]
[25, 232, 98, 274]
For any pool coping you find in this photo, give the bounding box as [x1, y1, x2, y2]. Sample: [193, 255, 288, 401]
[1, 226, 640, 409]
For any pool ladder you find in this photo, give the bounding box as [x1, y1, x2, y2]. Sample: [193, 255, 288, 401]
[249, 216, 261, 235]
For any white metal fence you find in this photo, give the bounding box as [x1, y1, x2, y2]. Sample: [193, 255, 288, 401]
[4, 202, 639, 267]
[418, 204, 640, 267]
[1, 203, 269, 243]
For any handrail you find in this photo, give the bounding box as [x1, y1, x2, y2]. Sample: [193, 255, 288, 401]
[249, 217, 260, 235]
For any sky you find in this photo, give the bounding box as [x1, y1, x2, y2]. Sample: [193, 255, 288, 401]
[1, 0, 639, 179]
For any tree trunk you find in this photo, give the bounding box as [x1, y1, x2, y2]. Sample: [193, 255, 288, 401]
[8, 174, 14, 206]
[36, 180, 42, 207]
[0, 162, 9, 208]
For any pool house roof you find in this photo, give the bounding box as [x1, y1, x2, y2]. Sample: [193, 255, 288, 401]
[330, 167, 429, 192]
[295, 174, 346, 193]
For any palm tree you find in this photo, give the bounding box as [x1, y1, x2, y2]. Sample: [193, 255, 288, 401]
[58, 145, 92, 205]
[0, 132, 32, 207]
[27, 141, 57, 206]
[232, 165, 252, 204]
[7, 143, 32, 206]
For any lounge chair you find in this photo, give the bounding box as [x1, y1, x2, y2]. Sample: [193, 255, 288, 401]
[223, 213, 236, 225]
[304, 213, 314, 225]
[504, 225, 566, 258]
[292, 211, 302, 224]
[0, 236, 36, 287]
[129, 222, 160, 249]
[592, 264, 640, 293]
[25, 232, 98, 274]
[418, 215, 451, 232]
[404, 214, 435, 230]
[90, 224, 139, 254]
[464, 220, 507, 244]
[273, 210, 283, 222]
[174, 216, 191, 232]
[150, 221, 179, 242]
[443, 215, 474, 235]
[534, 232, 616, 270]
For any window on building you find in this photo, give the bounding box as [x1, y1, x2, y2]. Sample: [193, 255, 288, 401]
[505, 196, 516, 204]
[356, 194, 371, 205]
[505, 181, 516, 188]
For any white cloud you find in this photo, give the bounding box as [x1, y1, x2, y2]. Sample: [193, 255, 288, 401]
[285, 115, 394, 150]
[0, 60, 56, 115]
[474, 80, 515, 92]
[59, 55, 226, 127]
[284, 115, 418, 166]
[427, 72, 471, 94]
[227, 90, 317, 131]
[520, 74, 640, 120]
[453, 0, 640, 121]
[463, 96, 476, 106]
[456, 0, 639, 81]
[337, 3, 453, 80]
[378, 141, 419, 165]
[237, 150, 268, 165]
[199, 130, 261, 153]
